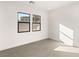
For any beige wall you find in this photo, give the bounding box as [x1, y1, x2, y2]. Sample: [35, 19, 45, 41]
[0, 1, 48, 51]
[48, 2, 79, 47]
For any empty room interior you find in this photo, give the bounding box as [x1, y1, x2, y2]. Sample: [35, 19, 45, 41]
[0, 1, 79, 57]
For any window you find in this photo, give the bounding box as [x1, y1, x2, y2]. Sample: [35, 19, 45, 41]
[32, 15, 41, 31]
[17, 12, 30, 33]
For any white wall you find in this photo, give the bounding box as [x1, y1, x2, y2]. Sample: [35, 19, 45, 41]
[48, 3, 79, 47]
[0, 1, 48, 51]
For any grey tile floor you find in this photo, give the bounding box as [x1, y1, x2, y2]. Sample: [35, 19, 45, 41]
[0, 39, 79, 57]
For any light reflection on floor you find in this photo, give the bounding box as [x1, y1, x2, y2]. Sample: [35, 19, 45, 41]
[54, 45, 79, 53]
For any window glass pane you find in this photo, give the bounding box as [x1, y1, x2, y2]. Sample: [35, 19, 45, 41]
[19, 23, 30, 32]
[17, 12, 30, 33]
[18, 12, 30, 22]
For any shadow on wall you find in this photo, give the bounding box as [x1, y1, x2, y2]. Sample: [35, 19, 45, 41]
[59, 24, 74, 46]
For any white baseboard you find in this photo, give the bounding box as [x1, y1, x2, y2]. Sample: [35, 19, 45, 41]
[0, 37, 48, 52]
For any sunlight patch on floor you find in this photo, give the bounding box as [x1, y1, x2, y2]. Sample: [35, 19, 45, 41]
[54, 46, 79, 53]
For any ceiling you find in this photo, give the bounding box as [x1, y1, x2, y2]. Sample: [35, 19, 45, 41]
[27, 1, 77, 11]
